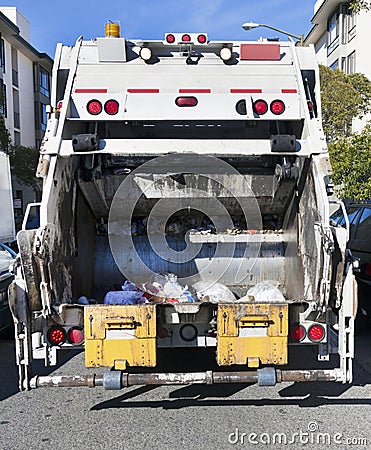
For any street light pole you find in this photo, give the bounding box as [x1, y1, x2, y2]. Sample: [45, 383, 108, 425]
[242, 22, 304, 46]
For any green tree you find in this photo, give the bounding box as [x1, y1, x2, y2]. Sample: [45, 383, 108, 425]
[9, 145, 41, 200]
[349, 0, 371, 13]
[319, 65, 371, 141]
[329, 124, 371, 200]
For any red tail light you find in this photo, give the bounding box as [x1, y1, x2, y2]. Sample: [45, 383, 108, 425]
[67, 327, 84, 344]
[308, 324, 325, 343]
[104, 100, 119, 115]
[166, 34, 176, 44]
[87, 99, 102, 115]
[270, 100, 285, 115]
[290, 324, 306, 341]
[158, 327, 169, 339]
[47, 326, 66, 346]
[365, 262, 371, 276]
[307, 100, 313, 112]
[175, 96, 198, 107]
[253, 99, 268, 115]
[182, 34, 191, 43]
[197, 34, 207, 44]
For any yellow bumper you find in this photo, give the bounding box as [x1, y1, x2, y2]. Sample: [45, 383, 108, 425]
[217, 303, 288, 367]
[84, 305, 156, 370]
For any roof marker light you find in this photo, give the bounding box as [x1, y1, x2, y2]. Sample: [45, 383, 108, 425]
[182, 34, 191, 43]
[166, 34, 176, 44]
[197, 34, 207, 44]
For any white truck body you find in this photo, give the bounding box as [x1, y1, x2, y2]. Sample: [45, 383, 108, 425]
[10, 29, 357, 391]
[0, 151, 15, 243]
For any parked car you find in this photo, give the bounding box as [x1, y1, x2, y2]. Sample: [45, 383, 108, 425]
[0, 242, 16, 338]
[330, 202, 371, 317]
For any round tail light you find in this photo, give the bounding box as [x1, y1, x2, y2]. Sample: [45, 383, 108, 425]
[104, 100, 119, 115]
[197, 34, 207, 44]
[290, 324, 306, 341]
[308, 324, 325, 343]
[87, 99, 102, 115]
[67, 327, 84, 344]
[270, 100, 285, 115]
[253, 100, 268, 115]
[47, 326, 66, 346]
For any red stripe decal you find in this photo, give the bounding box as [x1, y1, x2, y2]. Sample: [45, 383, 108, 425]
[281, 89, 297, 93]
[75, 88, 107, 93]
[127, 89, 160, 93]
[230, 89, 262, 94]
[179, 89, 211, 93]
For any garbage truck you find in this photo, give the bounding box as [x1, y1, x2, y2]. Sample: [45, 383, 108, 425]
[9, 24, 358, 391]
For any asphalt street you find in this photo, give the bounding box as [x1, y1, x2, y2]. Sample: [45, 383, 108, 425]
[1, 324, 371, 450]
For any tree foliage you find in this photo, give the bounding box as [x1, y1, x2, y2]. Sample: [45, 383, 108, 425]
[319, 65, 371, 141]
[329, 124, 371, 200]
[349, 0, 371, 13]
[9, 145, 41, 195]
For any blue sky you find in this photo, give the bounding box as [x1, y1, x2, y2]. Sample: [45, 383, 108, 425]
[7, 0, 315, 57]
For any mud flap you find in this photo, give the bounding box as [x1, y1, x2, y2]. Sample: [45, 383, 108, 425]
[84, 305, 157, 369]
[217, 303, 288, 367]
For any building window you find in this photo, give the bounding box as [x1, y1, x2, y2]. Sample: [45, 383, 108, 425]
[327, 10, 339, 54]
[341, 57, 346, 71]
[330, 60, 339, 70]
[0, 79, 7, 117]
[348, 9, 357, 41]
[39, 67, 50, 97]
[347, 51, 356, 74]
[0, 37, 5, 73]
[41, 103, 47, 131]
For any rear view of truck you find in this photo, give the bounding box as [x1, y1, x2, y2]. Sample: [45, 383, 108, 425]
[9, 25, 358, 391]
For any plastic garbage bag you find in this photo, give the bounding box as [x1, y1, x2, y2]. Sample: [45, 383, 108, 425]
[162, 273, 194, 302]
[240, 280, 285, 303]
[103, 290, 145, 305]
[193, 281, 236, 303]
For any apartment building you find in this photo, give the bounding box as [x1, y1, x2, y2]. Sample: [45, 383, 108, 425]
[305, 0, 370, 75]
[0, 7, 52, 228]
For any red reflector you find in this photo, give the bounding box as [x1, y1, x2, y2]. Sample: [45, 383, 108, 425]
[253, 99, 268, 115]
[127, 89, 160, 93]
[230, 89, 262, 94]
[307, 100, 314, 112]
[270, 100, 285, 115]
[166, 34, 175, 44]
[87, 99, 102, 115]
[179, 89, 210, 94]
[175, 96, 198, 107]
[104, 99, 119, 115]
[47, 326, 66, 345]
[240, 44, 280, 61]
[197, 34, 207, 44]
[182, 34, 191, 43]
[308, 324, 325, 342]
[290, 325, 306, 341]
[75, 88, 108, 93]
[366, 263, 371, 276]
[67, 327, 84, 344]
